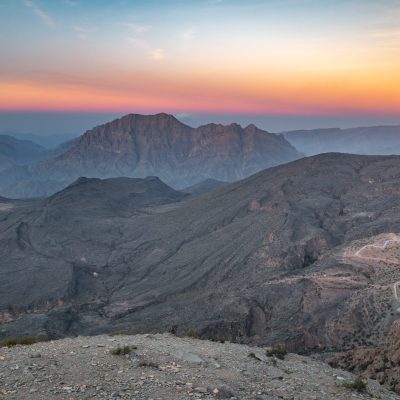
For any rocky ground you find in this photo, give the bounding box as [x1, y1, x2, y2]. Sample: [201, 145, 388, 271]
[0, 333, 399, 400]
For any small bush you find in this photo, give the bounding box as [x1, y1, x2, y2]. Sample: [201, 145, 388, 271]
[342, 377, 367, 393]
[208, 336, 225, 344]
[169, 325, 178, 335]
[108, 331, 126, 337]
[139, 359, 159, 368]
[110, 345, 136, 355]
[186, 329, 196, 338]
[1, 336, 48, 348]
[266, 345, 287, 360]
[2, 338, 17, 347]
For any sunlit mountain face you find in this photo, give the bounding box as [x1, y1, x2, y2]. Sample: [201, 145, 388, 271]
[0, 0, 400, 124]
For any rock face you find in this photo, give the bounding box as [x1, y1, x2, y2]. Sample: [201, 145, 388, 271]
[1, 333, 399, 400]
[0, 113, 301, 198]
[2, 153, 400, 357]
[284, 125, 400, 156]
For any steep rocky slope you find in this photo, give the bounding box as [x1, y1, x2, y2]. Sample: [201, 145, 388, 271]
[329, 314, 400, 394]
[1, 333, 398, 400]
[1, 153, 400, 357]
[283, 125, 400, 156]
[0, 113, 301, 198]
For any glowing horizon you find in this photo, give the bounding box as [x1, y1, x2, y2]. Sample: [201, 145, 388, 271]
[1, 0, 400, 116]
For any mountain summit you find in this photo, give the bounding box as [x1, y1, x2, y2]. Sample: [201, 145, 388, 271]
[0, 113, 301, 198]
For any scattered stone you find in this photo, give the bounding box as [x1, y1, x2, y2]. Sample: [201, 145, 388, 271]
[0, 333, 398, 400]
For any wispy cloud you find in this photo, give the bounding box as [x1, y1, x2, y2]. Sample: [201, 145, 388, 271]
[121, 22, 152, 33]
[182, 29, 195, 42]
[149, 48, 164, 61]
[367, 29, 400, 48]
[73, 24, 97, 39]
[62, 0, 79, 5]
[23, 0, 56, 28]
[175, 112, 192, 120]
[128, 37, 165, 61]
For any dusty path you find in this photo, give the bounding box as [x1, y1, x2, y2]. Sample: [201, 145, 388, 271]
[349, 234, 400, 306]
[354, 236, 400, 259]
[0, 203, 14, 212]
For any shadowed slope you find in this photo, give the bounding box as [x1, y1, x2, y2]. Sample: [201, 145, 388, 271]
[1, 153, 400, 355]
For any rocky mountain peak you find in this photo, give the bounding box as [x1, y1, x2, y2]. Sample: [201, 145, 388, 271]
[244, 123, 259, 133]
[0, 113, 302, 198]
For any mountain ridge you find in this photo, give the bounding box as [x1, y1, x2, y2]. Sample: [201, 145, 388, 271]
[0, 134, 48, 172]
[283, 125, 400, 155]
[0, 113, 301, 198]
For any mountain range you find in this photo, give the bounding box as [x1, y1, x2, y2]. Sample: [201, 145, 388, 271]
[2, 114, 400, 199]
[283, 125, 400, 155]
[0, 135, 48, 172]
[0, 113, 301, 198]
[0, 131, 78, 149]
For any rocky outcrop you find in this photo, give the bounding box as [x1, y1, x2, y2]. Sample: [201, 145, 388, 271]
[0, 113, 301, 198]
[329, 320, 400, 394]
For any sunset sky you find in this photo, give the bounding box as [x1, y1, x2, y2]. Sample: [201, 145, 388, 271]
[1, 0, 400, 132]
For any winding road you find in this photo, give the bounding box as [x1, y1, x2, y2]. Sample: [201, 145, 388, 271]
[352, 235, 400, 309]
[354, 237, 400, 258]
[394, 281, 400, 302]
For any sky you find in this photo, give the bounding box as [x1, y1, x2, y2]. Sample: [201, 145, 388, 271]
[1, 0, 400, 133]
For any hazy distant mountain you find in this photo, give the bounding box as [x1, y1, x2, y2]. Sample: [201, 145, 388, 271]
[44, 137, 80, 159]
[283, 125, 400, 155]
[0, 131, 78, 149]
[0, 135, 47, 171]
[183, 178, 228, 195]
[0, 113, 301, 198]
[2, 153, 400, 360]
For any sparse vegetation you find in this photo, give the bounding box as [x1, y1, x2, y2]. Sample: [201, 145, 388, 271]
[1, 335, 48, 348]
[208, 336, 225, 343]
[108, 331, 126, 336]
[110, 345, 136, 355]
[248, 352, 262, 361]
[342, 377, 368, 393]
[186, 328, 197, 338]
[139, 359, 159, 368]
[266, 345, 288, 360]
[169, 325, 178, 335]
